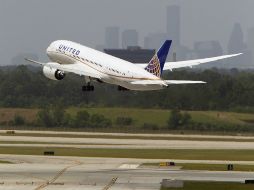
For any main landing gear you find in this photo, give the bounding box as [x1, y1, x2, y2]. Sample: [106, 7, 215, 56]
[82, 77, 95, 92]
[82, 84, 94, 91]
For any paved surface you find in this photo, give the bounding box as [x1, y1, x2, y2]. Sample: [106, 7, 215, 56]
[2, 130, 254, 140]
[1, 131, 254, 189]
[2, 130, 254, 150]
[2, 135, 254, 149]
[0, 155, 254, 190]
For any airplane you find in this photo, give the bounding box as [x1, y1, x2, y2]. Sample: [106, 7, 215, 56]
[25, 40, 241, 91]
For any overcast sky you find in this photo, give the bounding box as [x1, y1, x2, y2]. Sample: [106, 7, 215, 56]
[0, 0, 253, 65]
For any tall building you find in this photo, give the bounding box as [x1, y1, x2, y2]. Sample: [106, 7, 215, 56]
[144, 33, 168, 49]
[247, 27, 254, 63]
[194, 41, 223, 58]
[193, 41, 223, 68]
[167, 5, 180, 47]
[227, 23, 246, 54]
[105, 27, 119, 49]
[227, 23, 252, 68]
[122, 29, 138, 49]
[104, 47, 155, 63]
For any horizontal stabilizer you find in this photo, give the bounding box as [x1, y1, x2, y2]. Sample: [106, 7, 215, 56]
[131, 80, 167, 86]
[164, 80, 206, 84]
[131, 80, 206, 86]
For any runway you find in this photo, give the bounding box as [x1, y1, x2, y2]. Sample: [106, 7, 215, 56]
[0, 155, 254, 190]
[2, 134, 254, 149]
[1, 131, 254, 189]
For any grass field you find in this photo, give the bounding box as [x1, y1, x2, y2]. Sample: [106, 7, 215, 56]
[0, 160, 12, 164]
[68, 107, 254, 127]
[1, 147, 254, 161]
[0, 107, 254, 128]
[143, 163, 254, 172]
[180, 163, 254, 171]
[161, 182, 254, 190]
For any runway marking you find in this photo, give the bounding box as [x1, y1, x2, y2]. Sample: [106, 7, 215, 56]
[34, 159, 82, 190]
[118, 164, 140, 169]
[102, 177, 118, 190]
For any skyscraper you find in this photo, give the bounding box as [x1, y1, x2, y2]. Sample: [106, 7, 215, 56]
[247, 28, 254, 56]
[227, 23, 252, 68]
[167, 5, 180, 47]
[247, 27, 254, 67]
[144, 33, 168, 49]
[227, 23, 246, 54]
[105, 27, 119, 49]
[194, 41, 223, 68]
[122, 29, 138, 49]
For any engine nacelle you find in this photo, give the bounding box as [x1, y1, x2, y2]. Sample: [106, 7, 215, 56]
[43, 62, 65, 81]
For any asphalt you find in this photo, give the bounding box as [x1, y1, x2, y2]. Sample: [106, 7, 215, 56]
[2, 135, 254, 149]
[0, 155, 254, 190]
[2, 130, 254, 140]
[1, 130, 254, 189]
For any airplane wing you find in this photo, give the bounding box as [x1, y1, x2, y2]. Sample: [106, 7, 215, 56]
[137, 53, 242, 71]
[25, 58, 102, 79]
[131, 80, 206, 85]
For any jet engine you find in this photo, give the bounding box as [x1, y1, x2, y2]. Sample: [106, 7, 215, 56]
[43, 62, 65, 81]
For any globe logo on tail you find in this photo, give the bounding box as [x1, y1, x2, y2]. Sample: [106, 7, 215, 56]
[145, 55, 161, 77]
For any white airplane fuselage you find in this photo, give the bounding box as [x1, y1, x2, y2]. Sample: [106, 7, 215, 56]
[46, 40, 165, 91]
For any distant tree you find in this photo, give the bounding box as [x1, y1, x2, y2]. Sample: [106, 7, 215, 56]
[90, 114, 112, 128]
[167, 110, 192, 129]
[36, 108, 54, 127]
[168, 109, 182, 129]
[115, 117, 133, 126]
[74, 110, 90, 128]
[52, 105, 67, 127]
[13, 114, 25, 126]
[181, 112, 192, 126]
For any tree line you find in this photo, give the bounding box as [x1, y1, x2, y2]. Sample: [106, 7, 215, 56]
[0, 65, 254, 112]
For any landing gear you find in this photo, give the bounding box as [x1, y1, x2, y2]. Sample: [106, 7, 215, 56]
[82, 84, 94, 92]
[118, 86, 129, 91]
[82, 77, 95, 92]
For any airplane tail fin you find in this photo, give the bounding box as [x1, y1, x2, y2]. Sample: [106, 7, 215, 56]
[145, 40, 172, 77]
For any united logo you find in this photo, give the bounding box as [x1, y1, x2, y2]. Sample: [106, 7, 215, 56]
[145, 55, 161, 77]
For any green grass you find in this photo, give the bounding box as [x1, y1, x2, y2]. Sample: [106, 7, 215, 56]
[1, 107, 254, 134]
[0, 141, 122, 145]
[67, 107, 254, 127]
[0, 160, 12, 164]
[67, 107, 170, 127]
[1, 107, 254, 129]
[143, 163, 254, 172]
[1, 147, 254, 161]
[180, 163, 254, 171]
[161, 182, 254, 190]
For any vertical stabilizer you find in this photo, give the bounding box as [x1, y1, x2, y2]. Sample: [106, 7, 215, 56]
[145, 40, 172, 77]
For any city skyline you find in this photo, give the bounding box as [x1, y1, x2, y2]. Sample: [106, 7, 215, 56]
[0, 0, 253, 68]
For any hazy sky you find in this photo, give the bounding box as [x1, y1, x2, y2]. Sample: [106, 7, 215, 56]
[0, 0, 253, 65]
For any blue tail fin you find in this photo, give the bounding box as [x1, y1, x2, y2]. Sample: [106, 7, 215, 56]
[145, 40, 172, 77]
